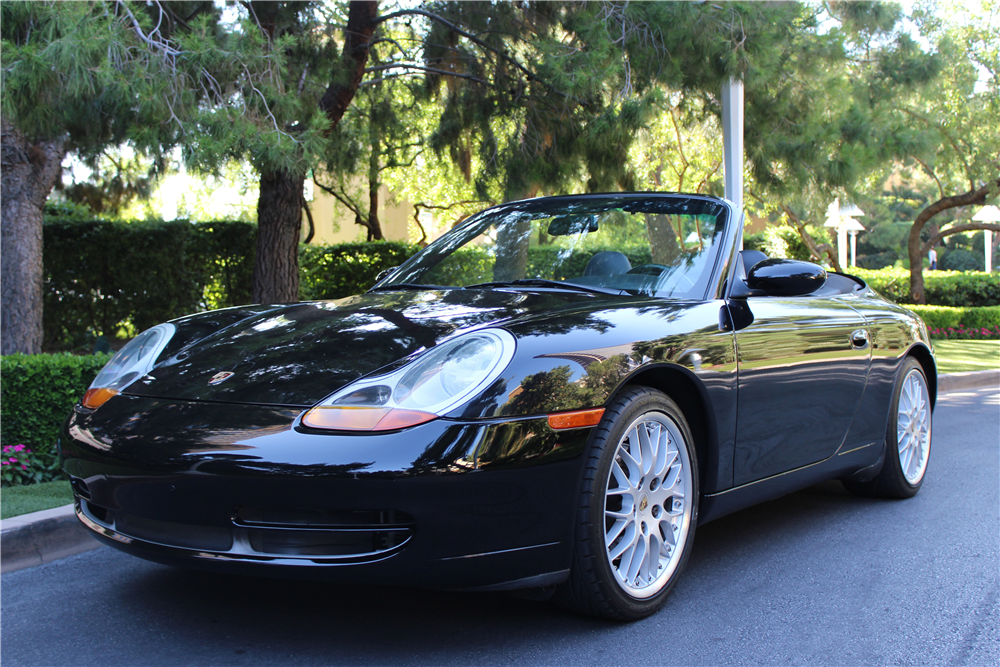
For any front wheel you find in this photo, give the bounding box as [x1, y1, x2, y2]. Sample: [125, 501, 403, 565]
[844, 357, 932, 499]
[554, 386, 698, 620]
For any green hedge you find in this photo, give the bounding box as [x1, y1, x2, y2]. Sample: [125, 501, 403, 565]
[299, 241, 419, 300]
[852, 267, 1000, 307]
[908, 305, 1000, 330]
[40, 221, 1000, 351]
[0, 353, 111, 483]
[44, 219, 255, 350]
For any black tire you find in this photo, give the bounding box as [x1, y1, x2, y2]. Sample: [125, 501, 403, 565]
[843, 357, 932, 499]
[554, 386, 699, 620]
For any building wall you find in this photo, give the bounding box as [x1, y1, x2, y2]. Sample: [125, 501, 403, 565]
[306, 185, 415, 245]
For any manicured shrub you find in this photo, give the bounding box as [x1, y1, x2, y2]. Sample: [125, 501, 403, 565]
[856, 250, 897, 270]
[43, 219, 256, 350]
[189, 221, 257, 310]
[852, 267, 1000, 307]
[909, 305, 1000, 328]
[299, 241, 419, 300]
[0, 353, 111, 483]
[926, 324, 1000, 340]
[940, 248, 983, 272]
[908, 305, 1000, 339]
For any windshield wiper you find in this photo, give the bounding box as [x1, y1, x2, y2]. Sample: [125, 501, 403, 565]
[368, 283, 456, 292]
[464, 279, 627, 296]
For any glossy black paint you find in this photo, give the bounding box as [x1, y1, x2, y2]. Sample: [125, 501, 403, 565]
[746, 258, 829, 297]
[62, 394, 592, 588]
[60, 193, 936, 592]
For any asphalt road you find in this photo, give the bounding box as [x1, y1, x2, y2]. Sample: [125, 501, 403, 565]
[3, 385, 997, 667]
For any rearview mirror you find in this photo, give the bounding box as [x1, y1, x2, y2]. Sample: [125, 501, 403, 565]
[746, 258, 827, 297]
[374, 266, 399, 283]
[547, 215, 599, 236]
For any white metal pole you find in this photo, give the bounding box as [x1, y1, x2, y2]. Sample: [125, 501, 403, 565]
[838, 228, 848, 270]
[986, 230, 993, 273]
[972, 205, 1000, 272]
[850, 230, 858, 268]
[722, 79, 744, 248]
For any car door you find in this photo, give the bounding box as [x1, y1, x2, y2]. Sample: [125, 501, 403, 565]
[732, 297, 871, 485]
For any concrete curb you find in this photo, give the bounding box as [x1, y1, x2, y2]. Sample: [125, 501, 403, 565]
[937, 368, 999, 394]
[1, 504, 100, 573]
[2, 370, 997, 575]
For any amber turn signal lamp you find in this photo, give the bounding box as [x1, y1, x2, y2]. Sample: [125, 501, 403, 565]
[302, 406, 437, 431]
[82, 387, 119, 410]
[547, 408, 605, 430]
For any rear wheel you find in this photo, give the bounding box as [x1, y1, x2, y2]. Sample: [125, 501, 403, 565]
[554, 386, 698, 620]
[844, 357, 931, 499]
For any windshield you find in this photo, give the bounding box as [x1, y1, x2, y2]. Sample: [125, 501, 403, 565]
[377, 195, 730, 300]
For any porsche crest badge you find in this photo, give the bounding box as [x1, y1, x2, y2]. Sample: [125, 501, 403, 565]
[208, 371, 235, 386]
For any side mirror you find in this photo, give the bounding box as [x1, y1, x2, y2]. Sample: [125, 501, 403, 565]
[745, 258, 827, 297]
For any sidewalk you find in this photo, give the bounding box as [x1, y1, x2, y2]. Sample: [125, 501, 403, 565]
[3, 369, 998, 574]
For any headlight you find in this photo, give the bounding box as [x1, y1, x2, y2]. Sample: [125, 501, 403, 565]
[302, 329, 516, 431]
[81, 323, 176, 409]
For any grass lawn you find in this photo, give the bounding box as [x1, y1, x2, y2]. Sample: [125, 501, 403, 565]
[1, 480, 74, 520]
[933, 340, 1000, 374]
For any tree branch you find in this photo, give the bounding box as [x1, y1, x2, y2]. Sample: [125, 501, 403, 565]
[896, 106, 975, 190]
[920, 222, 1000, 258]
[302, 199, 315, 244]
[781, 203, 841, 271]
[312, 177, 364, 220]
[363, 62, 487, 84]
[373, 8, 584, 106]
[907, 177, 1000, 303]
[911, 155, 944, 200]
[319, 0, 379, 132]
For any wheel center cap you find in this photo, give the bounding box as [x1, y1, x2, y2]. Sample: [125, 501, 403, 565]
[638, 495, 649, 514]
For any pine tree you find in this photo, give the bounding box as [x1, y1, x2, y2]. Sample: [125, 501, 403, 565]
[1, 0, 290, 353]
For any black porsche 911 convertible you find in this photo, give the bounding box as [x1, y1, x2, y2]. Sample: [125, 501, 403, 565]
[61, 193, 934, 620]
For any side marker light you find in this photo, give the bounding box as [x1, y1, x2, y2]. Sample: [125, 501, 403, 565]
[547, 408, 606, 430]
[81, 388, 119, 410]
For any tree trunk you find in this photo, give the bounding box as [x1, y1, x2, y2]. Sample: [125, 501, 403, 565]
[907, 180, 1000, 304]
[250, 1, 376, 302]
[367, 125, 383, 240]
[319, 1, 379, 128]
[493, 218, 531, 281]
[1, 120, 67, 354]
[646, 214, 681, 265]
[253, 169, 305, 303]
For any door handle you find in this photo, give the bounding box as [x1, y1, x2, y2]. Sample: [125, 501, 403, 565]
[850, 329, 870, 349]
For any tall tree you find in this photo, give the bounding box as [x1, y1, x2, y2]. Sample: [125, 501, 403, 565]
[897, 3, 1000, 301]
[1, 0, 286, 353]
[243, 1, 378, 303]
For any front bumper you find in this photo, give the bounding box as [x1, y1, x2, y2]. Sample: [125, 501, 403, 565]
[60, 394, 591, 590]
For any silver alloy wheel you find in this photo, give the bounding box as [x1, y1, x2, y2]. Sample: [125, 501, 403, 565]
[603, 412, 692, 599]
[897, 368, 931, 485]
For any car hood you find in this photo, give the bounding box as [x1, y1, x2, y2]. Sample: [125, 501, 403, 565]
[126, 289, 634, 407]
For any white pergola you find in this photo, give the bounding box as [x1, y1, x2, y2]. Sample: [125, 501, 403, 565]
[972, 205, 1000, 273]
[823, 199, 865, 268]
